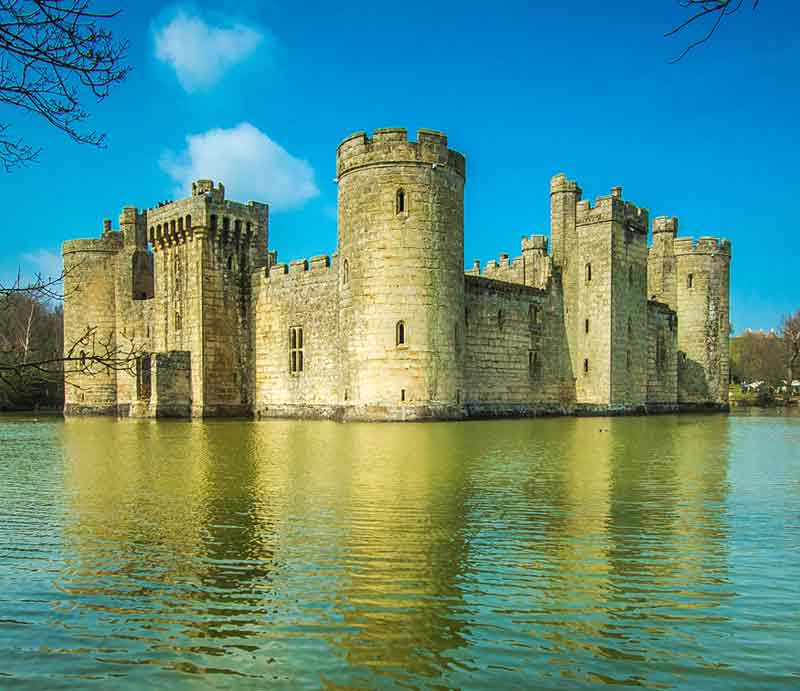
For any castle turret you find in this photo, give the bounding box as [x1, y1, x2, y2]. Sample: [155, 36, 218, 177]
[647, 220, 731, 408]
[336, 128, 466, 419]
[62, 227, 123, 415]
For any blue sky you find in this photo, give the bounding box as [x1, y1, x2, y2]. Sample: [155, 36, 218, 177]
[2, 0, 797, 331]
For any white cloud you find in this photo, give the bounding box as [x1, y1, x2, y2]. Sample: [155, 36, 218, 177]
[22, 249, 62, 281]
[153, 10, 263, 92]
[160, 123, 319, 212]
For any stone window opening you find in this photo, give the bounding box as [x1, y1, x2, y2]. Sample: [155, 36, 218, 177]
[227, 255, 233, 271]
[585, 263, 592, 282]
[628, 266, 634, 287]
[401, 388, 406, 402]
[626, 350, 631, 371]
[628, 316, 633, 338]
[136, 354, 151, 400]
[498, 309, 505, 330]
[456, 389, 461, 404]
[396, 189, 406, 215]
[343, 259, 349, 285]
[583, 358, 589, 375]
[396, 320, 406, 347]
[178, 217, 184, 233]
[79, 350, 86, 368]
[344, 389, 349, 401]
[529, 304, 542, 326]
[687, 273, 694, 289]
[186, 214, 192, 231]
[585, 318, 590, 334]
[465, 307, 469, 326]
[175, 312, 182, 331]
[289, 326, 304, 374]
[529, 350, 542, 381]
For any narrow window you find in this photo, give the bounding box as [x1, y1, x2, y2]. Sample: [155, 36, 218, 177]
[529, 304, 541, 325]
[585, 318, 590, 334]
[628, 265, 633, 287]
[585, 263, 592, 282]
[396, 189, 405, 214]
[175, 312, 182, 331]
[465, 307, 469, 326]
[401, 388, 406, 402]
[456, 390, 461, 404]
[210, 215, 218, 232]
[343, 259, 349, 285]
[687, 273, 694, 289]
[289, 326, 304, 373]
[227, 255, 233, 270]
[186, 214, 192, 231]
[498, 309, 505, 330]
[583, 358, 589, 374]
[79, 350, 86, 368]
[626, 350, 631, 371]
[396, 320, 406, 346]
[529, 350, 542, 380]
[344, 389, 349, 401]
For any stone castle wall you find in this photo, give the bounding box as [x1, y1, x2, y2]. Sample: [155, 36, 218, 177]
[62, 127, 731, 421]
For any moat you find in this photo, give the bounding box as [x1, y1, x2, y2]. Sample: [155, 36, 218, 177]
[1, 412, 798, 689]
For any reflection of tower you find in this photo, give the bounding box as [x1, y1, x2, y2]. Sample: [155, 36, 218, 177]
[336, 129, 466, 420]
[325, 422, 473, 683]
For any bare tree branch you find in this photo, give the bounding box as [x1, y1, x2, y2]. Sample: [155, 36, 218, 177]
[0, 0, 130, 171]
[666, 0, 761, 63]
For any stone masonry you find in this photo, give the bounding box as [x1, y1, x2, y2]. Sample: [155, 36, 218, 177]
[62, 127, 731, 420]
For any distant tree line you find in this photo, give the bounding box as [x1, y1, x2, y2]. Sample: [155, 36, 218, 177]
[731, 309, 800, 397]
[0, 289, 64, 410]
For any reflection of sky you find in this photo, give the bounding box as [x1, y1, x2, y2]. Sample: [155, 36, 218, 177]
[0, 412, 798, 688]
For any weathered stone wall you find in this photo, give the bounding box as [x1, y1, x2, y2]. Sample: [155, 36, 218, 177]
[646, 301, 678, 407]
[674, 237, 731, 406]
[648, 225, 731, 408]
[336, 128, 465, 420]
[62, 234, 121, 415]
[463, 276, 567, 415]
[252, 256, 340, 418]
[151, 351, 192, 417]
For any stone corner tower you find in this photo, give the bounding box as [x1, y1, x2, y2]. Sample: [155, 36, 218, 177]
[335, 127, 466, 420]
[647, 217, 731, 408]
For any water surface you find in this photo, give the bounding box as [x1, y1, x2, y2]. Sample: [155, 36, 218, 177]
[1, 412, 798, 689]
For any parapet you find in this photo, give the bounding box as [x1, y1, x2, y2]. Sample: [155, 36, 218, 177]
[265, 254, 335, 282]
[336, 127, 466, 180]
[575, 187, 648, 232]
[673, 236, 732, 258]
[550, 173, 582, 196]
[522, 234, 548, 252]
[192, 179, 225, 203]
[62, 235, 123, 256]
[653, 216, 678, 236]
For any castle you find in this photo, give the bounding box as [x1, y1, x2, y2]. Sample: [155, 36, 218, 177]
[62, 127, 731, 420]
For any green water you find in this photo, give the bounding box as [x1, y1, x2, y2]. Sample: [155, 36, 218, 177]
[0, 412, 798, 689]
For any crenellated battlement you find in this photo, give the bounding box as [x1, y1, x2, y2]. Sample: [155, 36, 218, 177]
[522, 234, 548, 252]
[673, 236, 732, 257]
[336, 127, 466, 180]
[550, 173, 582, 196]
[653, 216, 679, 236]
[575, 187, 648, 231]
[263, 254, 336, 282]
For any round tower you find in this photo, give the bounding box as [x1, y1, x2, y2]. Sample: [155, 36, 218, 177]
[62, 232, 123, 415]
[336, 128, 466, 420]
[673, 237, 731, 408]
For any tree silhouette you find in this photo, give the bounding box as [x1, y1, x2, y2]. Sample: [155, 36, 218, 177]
[0, 0, 130, 171]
